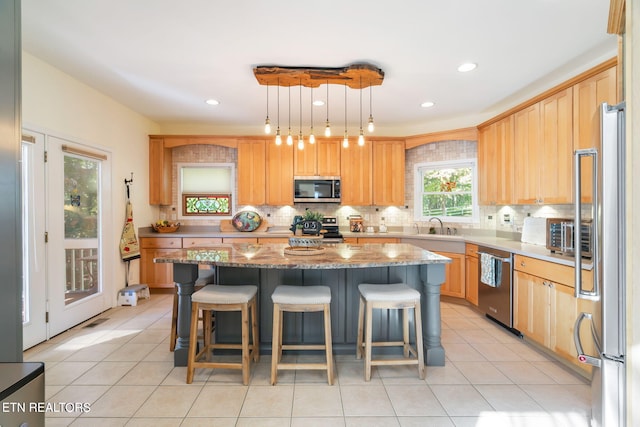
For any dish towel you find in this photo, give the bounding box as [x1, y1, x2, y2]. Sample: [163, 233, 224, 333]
[480, 253, 502, 287]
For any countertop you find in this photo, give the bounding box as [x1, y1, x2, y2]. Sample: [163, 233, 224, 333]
[153, 242, 451, 269]
[140, 226, 591, 269]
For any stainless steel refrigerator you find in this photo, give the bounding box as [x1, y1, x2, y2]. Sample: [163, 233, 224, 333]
[573, 101, 626, 427]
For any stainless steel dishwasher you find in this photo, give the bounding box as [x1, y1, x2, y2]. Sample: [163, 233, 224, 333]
[477, 246, 514, 329]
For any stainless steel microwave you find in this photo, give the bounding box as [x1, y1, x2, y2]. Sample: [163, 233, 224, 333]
[293, 176, 341, 203]
[546, 218, 593, 258]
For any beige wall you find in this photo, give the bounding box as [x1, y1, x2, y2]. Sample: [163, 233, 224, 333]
[22, 52, 160, 300]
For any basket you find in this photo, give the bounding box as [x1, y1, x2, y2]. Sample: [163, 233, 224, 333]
[151, 223, 180, 233]
[288, 235, 323, 248]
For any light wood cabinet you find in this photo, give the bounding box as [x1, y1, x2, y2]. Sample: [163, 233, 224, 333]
[237, 140, 266, 205]
[294, 139, 341, 176]
[341, 139, 373, 205]
[266, 142, 294, 205]
[513, 88, 573, 204]
[478, 116, 514, 205]
[140, 237, 182, 288]
[182, 237, 223, 248]
[464, 244, 479, 306]
[573, 66, 617, 202]
[434, 251, 465, 299]
[513, 254, 595, 374]
[354, 237, 399, 244]
[222, 237, 258, 243]
[258, 237, 290, 244]
[149, 137, 172, 205]
[372, 140, 405, 206]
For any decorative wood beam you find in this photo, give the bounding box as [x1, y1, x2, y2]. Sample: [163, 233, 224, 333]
[405, 127, 479, 149]
[608, 0, 625, 35]
[253, 63, 384, 88]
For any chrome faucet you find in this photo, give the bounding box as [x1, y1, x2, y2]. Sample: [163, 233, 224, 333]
[428, 217, 444, 235]
[413, 223, 420, 234]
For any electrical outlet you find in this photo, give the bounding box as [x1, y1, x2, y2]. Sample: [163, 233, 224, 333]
[503, 214, 511, 224]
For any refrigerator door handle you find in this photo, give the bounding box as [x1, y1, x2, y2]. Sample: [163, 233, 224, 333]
[574, 148, 599, 300]
[574, 312, 602, 367]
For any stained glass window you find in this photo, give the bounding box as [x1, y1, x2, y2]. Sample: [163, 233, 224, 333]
[183, 194, 231, 216]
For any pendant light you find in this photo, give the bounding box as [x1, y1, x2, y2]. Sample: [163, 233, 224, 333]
[264, 84, 271, 134]
[286, 86, 293, 146]
[342, 83, 349, 148]
[309, 87, 316, 144]
[298, 81, 304, 150]
[358, 77, 365, 146]
[324, 81, 331, 137]
[367, 83, 375, 133]
[275, 80, 282, 145]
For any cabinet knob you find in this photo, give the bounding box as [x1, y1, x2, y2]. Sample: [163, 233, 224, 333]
[520, 261, 526, 267]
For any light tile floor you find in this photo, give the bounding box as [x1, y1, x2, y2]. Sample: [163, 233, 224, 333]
[23, 294, 591, 426]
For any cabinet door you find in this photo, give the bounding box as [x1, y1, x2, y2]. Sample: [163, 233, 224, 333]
[140, 248, 175, 288]
[435, 251, 465, 299]
[372, 140, 405, 206]
[495, 115, 515, 205]
[341, 139, 373, 205]
[477, 123, 498, 205]
[513, 270, 549, 346]
[549, 282, 578, 361]
[266, 142, 294, 205]
[149, 137, 172, 205]
[356, 237, 399, 244]
[573, 66, 617, 202]
[316, 140, 341, 176]
[513, 104, 541, 204]
[237, 140, 266, 205]
[540, 88, 573, 204]
[182, 237, 223, 248]
[293, 141, 317, 176]
[465, 254, 478, 306]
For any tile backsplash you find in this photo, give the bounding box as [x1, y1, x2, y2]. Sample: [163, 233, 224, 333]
[158, 141, 575, 236]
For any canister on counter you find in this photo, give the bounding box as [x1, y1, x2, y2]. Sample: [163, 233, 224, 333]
[349, 215, 363, 232]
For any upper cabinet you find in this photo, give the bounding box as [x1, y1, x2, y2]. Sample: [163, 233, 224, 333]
[294, 139, 341, 176]
[341, 139, 373, 205]
[478, 115, 514, 205]
[372, 140, 405, 206]
[266, 142, 294, 205]
[149, 137, 172, 205]
[237, 140, 266, 205]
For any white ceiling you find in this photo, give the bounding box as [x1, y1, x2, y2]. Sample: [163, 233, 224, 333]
[21, 0, 618, 136]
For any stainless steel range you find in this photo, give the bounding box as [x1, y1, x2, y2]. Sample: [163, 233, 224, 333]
[320, 216, 344, 243]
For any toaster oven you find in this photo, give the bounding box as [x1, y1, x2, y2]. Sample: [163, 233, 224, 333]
[546, 218, 593, 258]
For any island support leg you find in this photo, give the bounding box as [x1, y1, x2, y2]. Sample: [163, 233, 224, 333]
[420, 264, 446, 366]
[173, 263, 199, 367]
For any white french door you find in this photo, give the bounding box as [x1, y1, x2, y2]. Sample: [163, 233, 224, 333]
[22, 133, 47, 349]
[22, 131, 113, 348]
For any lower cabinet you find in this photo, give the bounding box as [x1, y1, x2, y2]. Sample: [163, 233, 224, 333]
[140, 237, 182, 289]
[513, 254, 596, 374]
[464, 244, 479, 306]
[434, 251, 465, 299]
[343, 237, 399, 244]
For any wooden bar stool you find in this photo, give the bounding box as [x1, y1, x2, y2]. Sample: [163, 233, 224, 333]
[186, 284, 259, 385]
[271, 285, 334, 385]
[356, 283, 425, 381]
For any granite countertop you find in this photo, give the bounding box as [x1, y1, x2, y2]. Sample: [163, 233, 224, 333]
[140, 226, 591, 269]
[153, 242, 451, 269]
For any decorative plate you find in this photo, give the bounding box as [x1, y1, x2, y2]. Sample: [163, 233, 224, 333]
[232, 210, 262, 232]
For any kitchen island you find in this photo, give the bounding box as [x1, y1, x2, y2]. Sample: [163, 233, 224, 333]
[154, 242, 450, 367]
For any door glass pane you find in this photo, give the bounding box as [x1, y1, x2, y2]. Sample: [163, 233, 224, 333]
[64, 154, 100, 305]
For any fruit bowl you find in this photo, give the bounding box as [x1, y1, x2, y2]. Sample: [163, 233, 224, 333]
[152, 222, 180, 233]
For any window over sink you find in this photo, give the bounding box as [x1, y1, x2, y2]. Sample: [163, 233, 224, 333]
[178, 163, 235, 218]
[414, 159, 478, 223]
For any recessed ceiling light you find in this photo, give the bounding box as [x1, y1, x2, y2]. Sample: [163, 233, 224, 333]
[313, 100, 325, 106]
[205, 99, 220, 106]
[457, 62, 477, 73]
[421, 101, 435, 108]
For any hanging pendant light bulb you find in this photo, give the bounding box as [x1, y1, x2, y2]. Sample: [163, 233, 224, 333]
[264, 84, 271, 134]
[309, 87, 315, 144]
[286, 86, 293, 146]
[343, 83, 349, 148]
[298, 80, 304, 150]
[358, 77, 365, 146]
[324, 81, 331, 137]
[367, 83, 375, 133]
[275, 80, 282, 145]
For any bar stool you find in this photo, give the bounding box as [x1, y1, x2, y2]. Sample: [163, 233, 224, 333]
[271, 285, 334, 385]
[356, 283, 425, 381]
[186, 284, 259, 385]
[170, 267, 216, 352]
